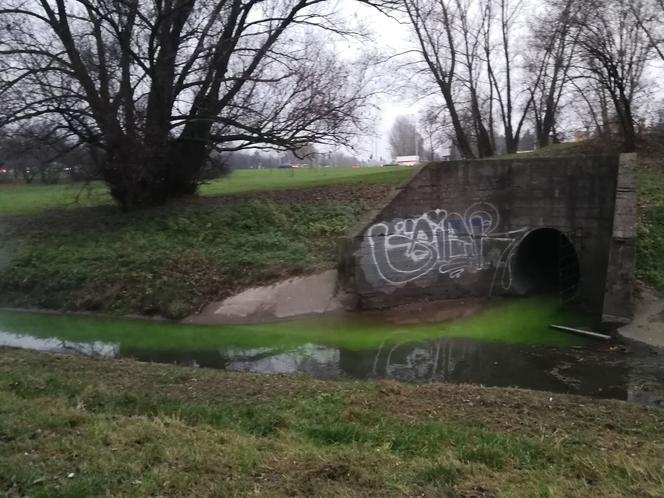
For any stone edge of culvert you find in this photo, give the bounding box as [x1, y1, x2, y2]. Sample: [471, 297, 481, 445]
[616, 285, 664, 349]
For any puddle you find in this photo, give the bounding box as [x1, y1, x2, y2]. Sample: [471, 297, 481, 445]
[1, 296, 663, 408]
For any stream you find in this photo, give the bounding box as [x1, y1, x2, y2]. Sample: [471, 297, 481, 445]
[1, 296, 663, 408]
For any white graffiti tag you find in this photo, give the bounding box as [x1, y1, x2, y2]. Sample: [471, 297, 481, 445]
[366, 202, 526, 289]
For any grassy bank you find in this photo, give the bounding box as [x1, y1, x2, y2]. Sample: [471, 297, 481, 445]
[0, 167, 414, 216]
[637, 170, 664, 290]
[0, 169, 415, 318]
[0, 182, 111, 216]
[0, 195, 370, 319]
[199, 166, 414, 196]
[1, 349, 662, 497]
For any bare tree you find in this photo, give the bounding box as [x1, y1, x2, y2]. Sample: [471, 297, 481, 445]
[457, 0, 495, 157]
[389, 116, 423, 157]
[404, 0, 534, 158]
[629, 0, 664, 62]
[571, 0, 653, 152]
[401, 0, 486, 158]
[0, 0, 385, 208]
[482, 0, 531, 154]
[570, 77, 616, 137]
[0, 122, 77, 183]
[419, 107, 450, 160]
[525, 0, 579, 148]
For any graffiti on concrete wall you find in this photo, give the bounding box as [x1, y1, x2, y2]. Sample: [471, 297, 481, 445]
[365, 202, 526, 290]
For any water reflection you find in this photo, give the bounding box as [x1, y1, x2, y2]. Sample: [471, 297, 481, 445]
[1, 329, 663, 409]
[0, 331, 119, 358]
[122, 344, 346, 379]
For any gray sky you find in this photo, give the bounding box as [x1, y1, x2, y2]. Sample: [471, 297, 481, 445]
[340, 1, 421, 161]
[339, 0, 664, 161]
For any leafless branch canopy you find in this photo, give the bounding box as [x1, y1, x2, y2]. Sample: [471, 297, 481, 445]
[0, 0, 384, 206]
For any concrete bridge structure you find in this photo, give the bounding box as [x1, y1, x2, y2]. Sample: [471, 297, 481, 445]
[338, 154, 637, 323]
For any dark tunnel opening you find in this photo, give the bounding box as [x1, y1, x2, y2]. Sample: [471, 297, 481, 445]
[512, 228, 580, 299]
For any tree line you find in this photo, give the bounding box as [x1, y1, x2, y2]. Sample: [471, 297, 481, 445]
[398, 0, 663, 158]
[1, 0, 663, 207]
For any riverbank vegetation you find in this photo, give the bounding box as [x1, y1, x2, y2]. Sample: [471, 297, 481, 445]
[1, 143, 663, 319]
[0, 184, 397, 319]
[637, 169, 664, 291]
[0, 167, 413, 319]
[1, 349, 662, 497]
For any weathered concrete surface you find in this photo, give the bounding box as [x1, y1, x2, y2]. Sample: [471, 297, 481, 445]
[184, 269, 493, 326]
[618, 287, 664, 348]
[185, 270, 347, 324]
[602, 153, 638, 323]
[339, 155, 636, 319]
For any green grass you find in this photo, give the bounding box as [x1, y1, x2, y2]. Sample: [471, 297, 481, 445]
[1, 349, 662, 497]
[637, 170, 664, 291]
[489, 141, 593, 160]
[200, 166, 414, 196]
[0, 295, 587, 354]
[0, 200, 364, 318]
[0, 182, 111, 216]
[0, 167, 414, 216]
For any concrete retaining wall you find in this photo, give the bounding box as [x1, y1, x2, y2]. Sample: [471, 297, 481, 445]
[338, 154, 636, 320]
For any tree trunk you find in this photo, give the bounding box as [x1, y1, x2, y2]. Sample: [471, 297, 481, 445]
[476, 127, 494, 157]
[538, 112, 556, 149]
[621, 103, 637, 152]
[447, 102, 476, 159]
[100, 116, 212, 209]
[536, 126, 550, 149]
[102, 139, 165, 209]
[471, 89, 494, 158]
[102, 150, 207, 209]
[505, 134, 518, 155]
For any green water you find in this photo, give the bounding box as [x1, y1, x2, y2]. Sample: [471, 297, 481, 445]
[0, 296, 589, 353]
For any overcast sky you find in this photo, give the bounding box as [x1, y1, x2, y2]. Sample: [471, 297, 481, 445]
[340, 1, 420, 162]
[334, 0, 664, 162]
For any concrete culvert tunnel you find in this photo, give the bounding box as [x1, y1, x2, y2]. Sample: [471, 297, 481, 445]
[346, 156, 636, 320]
[511, 228, 580, 298]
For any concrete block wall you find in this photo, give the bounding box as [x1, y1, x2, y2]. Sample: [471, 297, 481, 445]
[602, 154, 638, 323]
[338, 155, 635, 320]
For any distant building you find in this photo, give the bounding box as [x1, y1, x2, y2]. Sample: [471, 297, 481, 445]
[575, 130, 590, 142]
[394, 155, 420, 166]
